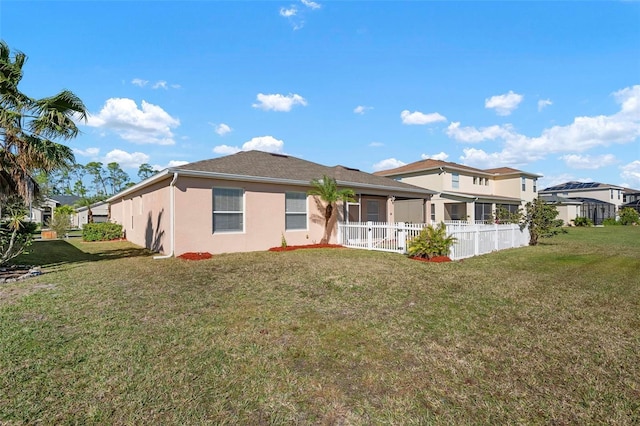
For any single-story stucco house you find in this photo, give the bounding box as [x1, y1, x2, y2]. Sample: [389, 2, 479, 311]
[106, 150, 436, 256]
[74, 200, 110, 228]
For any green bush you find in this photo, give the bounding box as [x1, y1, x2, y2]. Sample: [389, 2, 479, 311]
[82, 222, 123, 242]
[573, 217, 593, 227]
[407, 222, 457, 259]
[619, 207, 639, 225]
[602, 217, 619, 226]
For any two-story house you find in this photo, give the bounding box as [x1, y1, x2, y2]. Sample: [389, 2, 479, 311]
[622, 188, 640, 213]
[539, 181, 626, 225]
[374, 159, 541, 223]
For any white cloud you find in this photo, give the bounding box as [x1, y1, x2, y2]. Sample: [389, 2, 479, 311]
[252, 93, 307, 111]
[73, 147, 100, 157]
[280, 6, 297, 17]
[103, 149, 150, 169]
[538, 99, 553, 112]
[400, 110, 447, 125]
[85, 98, 180, 145]
[538, 174, 591, 191]
[620, 160, 640, 188]
[372, 158, 406, 172]
[421, 152, 449, 161]
[369, 141, 383, 147]
[167, 160, 189, 167]
[447, 122, 515, 143]
[152, 81, 168, 90]
[212, 123, 232, 136]
[213, 145, 241, 155]
[213, 135, 285, 155]
[560, 154, 617, 170]
[131, 78, 148, 87]
[453, 85, 640, 169]
[301, 0, 321, 9]
[485, 90, 524, 116]
[354, 105, 373, 115]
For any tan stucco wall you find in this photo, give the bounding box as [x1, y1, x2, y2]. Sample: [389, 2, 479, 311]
[110, 178, 172, 254]
[544, 188, 624, 208]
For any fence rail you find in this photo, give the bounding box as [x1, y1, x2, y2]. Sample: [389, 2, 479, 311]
[337, 221, 529, 260]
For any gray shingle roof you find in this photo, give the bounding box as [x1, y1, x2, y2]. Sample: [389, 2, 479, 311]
[174, 151, 435, 196]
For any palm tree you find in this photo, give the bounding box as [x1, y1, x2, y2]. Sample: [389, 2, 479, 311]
[308, 175, 355, 244]
[0, 40, 87, 203]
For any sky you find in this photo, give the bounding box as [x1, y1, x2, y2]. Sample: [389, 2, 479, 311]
[1, 1, 639, 190]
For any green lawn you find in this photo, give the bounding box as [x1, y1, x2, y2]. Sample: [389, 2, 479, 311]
[1, 227, 639, 424]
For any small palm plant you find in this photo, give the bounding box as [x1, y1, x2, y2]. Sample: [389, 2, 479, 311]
[407, 222, 457, 259]
[308, 175, 355, 244]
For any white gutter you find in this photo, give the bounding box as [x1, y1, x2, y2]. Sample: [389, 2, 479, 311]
[153, 172, 178, 260]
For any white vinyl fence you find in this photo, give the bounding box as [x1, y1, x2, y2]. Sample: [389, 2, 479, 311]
[337, 221, 529, 260]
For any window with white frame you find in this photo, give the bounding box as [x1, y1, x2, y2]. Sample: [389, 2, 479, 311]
[521, 177, 526, 191]
[285, 192, 307, 230]
[431, 203, 436, 222]
[212, 187, 243, 232]
[473, 176, 478, 185]
[367, 200, 380, 221]
[533, 179, 537, 193]
[452, 173, 460, 189]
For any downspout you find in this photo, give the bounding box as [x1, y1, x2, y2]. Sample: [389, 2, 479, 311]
[154, 172, 178, 259]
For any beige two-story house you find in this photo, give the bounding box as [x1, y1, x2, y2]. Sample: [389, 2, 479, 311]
[375, 159, 541, 223]
[539, 181, 626, 225]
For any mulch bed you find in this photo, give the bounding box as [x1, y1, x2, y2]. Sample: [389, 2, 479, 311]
[409, 255, 452, 263]
[177, 252, 213, 261]
[268, 244, 344, 252]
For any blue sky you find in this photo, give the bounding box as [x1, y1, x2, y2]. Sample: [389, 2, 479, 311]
[1, 1, 639, 189]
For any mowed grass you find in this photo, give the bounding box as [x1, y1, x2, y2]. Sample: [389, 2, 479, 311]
[1, 227, 639, 424]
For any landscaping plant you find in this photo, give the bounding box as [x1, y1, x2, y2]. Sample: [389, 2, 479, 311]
[407, 222, 457, 259]
[46, 205, 75, 237]
[0, 196, 37, 265]
[619, 207, 639, 225]
[524, 198, 564, 246]
[82, 222, 123, 242]
[308, 175, 355, 244]
[573, 216, 593, 227]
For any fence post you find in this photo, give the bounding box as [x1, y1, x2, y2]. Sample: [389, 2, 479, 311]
[474, 224, 480, 256]
[494, 223, 499, 251]
[367, 221, 373, 250]
[398, 222, 406, 253]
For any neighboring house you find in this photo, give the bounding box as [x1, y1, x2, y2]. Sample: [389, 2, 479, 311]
[374, 159, 541, 222]
[106, 150, 436, 256]
[75, 200, 110, 228]
[29, 195, 81, 226]
[622, 189, 640, 213]
[539, 181, 625, 225]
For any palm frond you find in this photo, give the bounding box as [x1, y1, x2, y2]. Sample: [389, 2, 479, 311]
[29, 90, 87, 139]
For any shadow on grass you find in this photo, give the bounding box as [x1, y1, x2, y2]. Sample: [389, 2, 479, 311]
[11, 239, 152, 268]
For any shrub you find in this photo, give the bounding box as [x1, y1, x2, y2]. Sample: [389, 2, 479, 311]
[619, 207, 639, 225]
[573, 216, 593, 227]
[47, 205, 75, 237]
[407, 222, 457, 259]
[82, 222, 123, 242]
[603, 217, 619, 226]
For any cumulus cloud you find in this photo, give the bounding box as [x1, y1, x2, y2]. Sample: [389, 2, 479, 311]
[103, 149, 150, 169]
[561, 154, 617, 170]
[538, 99, 553, 112]
[212, 123, 232, 136]
[400, 110, 447, 125]
[252, 93, 307, 112]
[421, 152, 449, 161]
[213, 135, 285, 155]
[447, 122, 515, 143]
[85, 98, 180, 145]
[453, 85, 640, 169]
[73, 147, 100, 157]
[372, 158, 406, 172]
[354, 105, 373, 115]
[620, 160, 640, 188]
[485, 90, 524, 116]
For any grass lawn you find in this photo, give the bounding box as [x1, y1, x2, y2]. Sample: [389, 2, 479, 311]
[1, 227, 639, 424]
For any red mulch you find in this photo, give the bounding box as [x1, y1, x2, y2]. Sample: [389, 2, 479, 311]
[410, 255, 452, 263]
[268, 244, 344, 252]
[177, 252, 213, 260]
